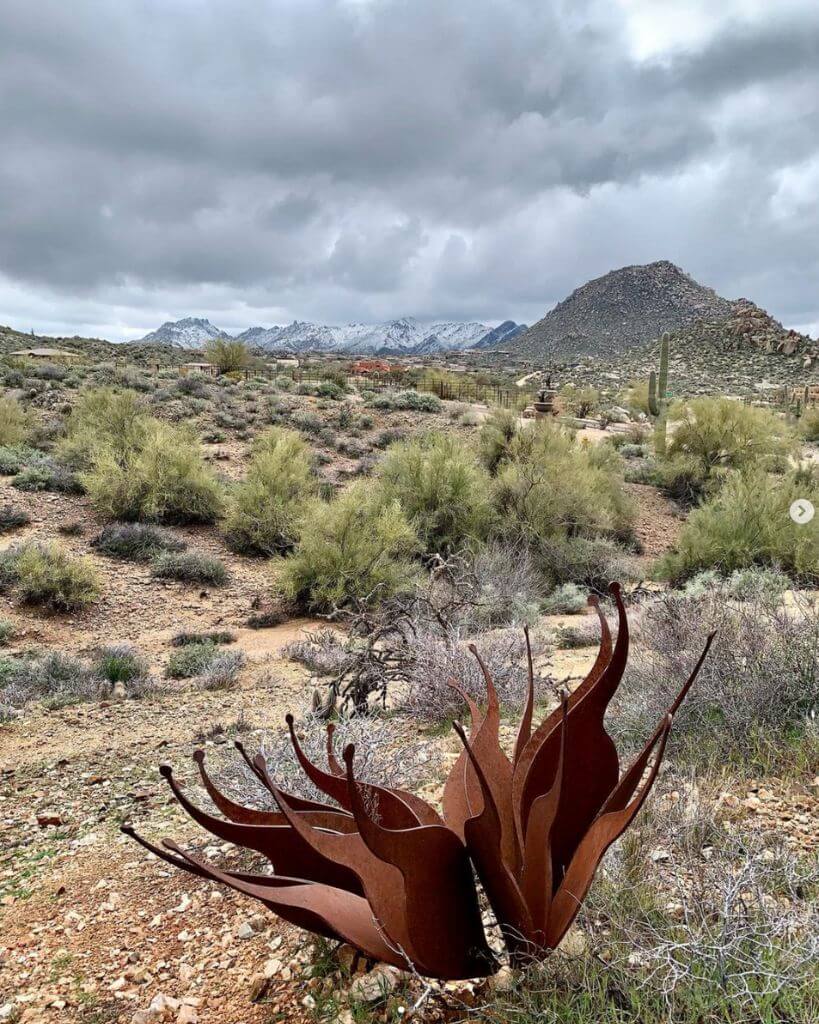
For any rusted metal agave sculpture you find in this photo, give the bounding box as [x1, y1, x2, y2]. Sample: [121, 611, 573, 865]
[124, 583, 713, 981]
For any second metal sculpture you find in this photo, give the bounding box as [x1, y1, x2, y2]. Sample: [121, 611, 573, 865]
[125, 583, 713, 980]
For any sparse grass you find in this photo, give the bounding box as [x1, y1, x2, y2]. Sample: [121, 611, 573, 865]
[0, 395, 31, 446]
[171, 629, 235, 647]
[151, 550, 227, 586]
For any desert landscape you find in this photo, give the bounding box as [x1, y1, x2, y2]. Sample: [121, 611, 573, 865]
[0, 256, 817, 1024]
[3, 3, 819, 1022]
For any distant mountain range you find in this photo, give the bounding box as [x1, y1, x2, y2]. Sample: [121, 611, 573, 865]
[137, 315, 527, 355]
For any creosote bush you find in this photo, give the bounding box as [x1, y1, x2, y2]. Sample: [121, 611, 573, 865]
[365, 389, 442, 412]
[0, 542, 100, 611]
[376, 432, 493, 554]
[221, 427, 316, 555]
[165, 641, 217, 679]
[490, 420, 634, 545]
[660, 468, 819, 584]
[82, 420, 223, 524]
[279, 481, 420, 614]
[57, 387, 148, 469]
[659, 397, 797, 499]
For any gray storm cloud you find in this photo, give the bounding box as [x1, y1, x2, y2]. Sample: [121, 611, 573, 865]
[1, 0, 818, 339]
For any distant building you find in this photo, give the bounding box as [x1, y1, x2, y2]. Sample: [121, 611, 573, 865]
[352, 359, 393, 375]
[10, 347, 81, 362]
[179, 361, 218, 376]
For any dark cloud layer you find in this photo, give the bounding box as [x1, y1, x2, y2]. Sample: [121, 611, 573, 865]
[1, 0, 819, 338]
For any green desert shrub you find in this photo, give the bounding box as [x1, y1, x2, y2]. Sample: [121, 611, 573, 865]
[660, 468, 819, 585]
[279, 481, 420, 613]
[478, 406, 521, 473]
[365, 389, 442, 412]
[92, 644, 150, 687]
[1, 542, 100, 611]
[151, 550, 227, 586]
[539, 582, 589, 614]
[0, 396, 30, 446]
[91, 522, 186, 561]
[166, 641, 217, 679]
[492, 420, 634, 545]
[0, 619, 15, 646]
[801, 406, 819, 442]
[0, 444, 43, 475]
[222, 427, 316, 555]
[375, 432, 493, 554]
[203, 337, 251, 373]
[558, 383, 600, 418]
[661, 397, 797, 498]
[82, 421, 223, 524]
[57, 387, 148, 469]
[537, 533, 636, 591]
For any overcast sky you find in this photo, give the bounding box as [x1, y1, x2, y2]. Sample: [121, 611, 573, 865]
[1, 0, 819, 341]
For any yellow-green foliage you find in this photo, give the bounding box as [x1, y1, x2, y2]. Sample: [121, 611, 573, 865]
[558, 384, 600, 418]
[57, 387, 148, 469]
[203, 337, 251, 373]
[279, 481, 420, 613]
[801, 407, 819, 442]
[478, 407, 521, 473]
[664, 398, 797, 493]
[376, 432, 493, 554]
[661, 468, 819, 584]
[82, 420, 223, 524]
[0, 396, 30, 446]
[13, 542, 100, 610]
[222, 427, 317, 555]
[492, 420, 634, 543]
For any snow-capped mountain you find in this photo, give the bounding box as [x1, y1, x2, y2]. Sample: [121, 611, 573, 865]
[471, 320, 528, 349]
[139, 317, 227, 347]
[136, 316, 524, 354]
[237, 317, 498, 354]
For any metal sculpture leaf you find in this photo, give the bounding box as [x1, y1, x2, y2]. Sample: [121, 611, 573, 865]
[125, 583, 713, 980]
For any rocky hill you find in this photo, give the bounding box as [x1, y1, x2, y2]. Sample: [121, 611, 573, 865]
[506, 261, 734, 360]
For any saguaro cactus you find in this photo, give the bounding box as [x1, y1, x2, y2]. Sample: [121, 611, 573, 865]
[124, 584, 713, 981]
[648, 331, 671, 455]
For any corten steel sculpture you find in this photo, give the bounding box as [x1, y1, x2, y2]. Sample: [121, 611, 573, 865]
[124, 583, 713, 981]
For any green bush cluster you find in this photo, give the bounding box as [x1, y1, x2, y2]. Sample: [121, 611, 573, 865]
[82, 420, 222, 524]
[221, 427, 317, 555]
[365, 389, 442, 412]
[658, 397, 797, 500]
[661, 468, 819, 584]
[0, 542, 100, 611]
[279, 481, 420, 613]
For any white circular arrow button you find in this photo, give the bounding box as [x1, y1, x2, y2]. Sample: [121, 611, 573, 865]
[789, 499, 815, 525]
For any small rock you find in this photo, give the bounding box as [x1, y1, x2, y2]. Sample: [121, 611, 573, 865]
[176, 1007, 198, 1024]
[349, 967, 398, 1003]
[36, 813, 63, 828]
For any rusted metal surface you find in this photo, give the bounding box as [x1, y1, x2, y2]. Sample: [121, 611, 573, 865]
[125, 582, 713, 980]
